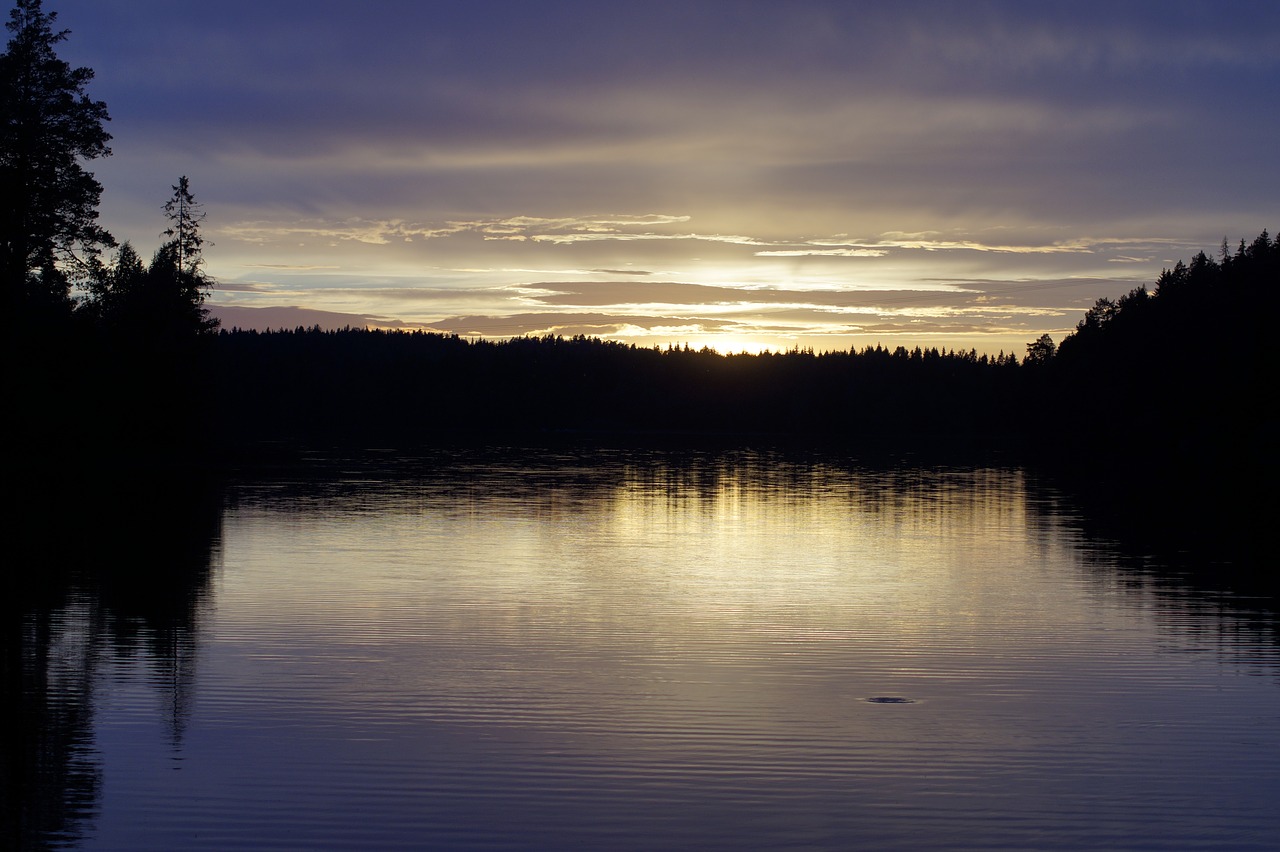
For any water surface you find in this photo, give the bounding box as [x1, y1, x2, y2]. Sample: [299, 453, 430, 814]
[13, 448, 1280, 850]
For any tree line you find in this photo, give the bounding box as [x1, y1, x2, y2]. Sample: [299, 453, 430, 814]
[207, 229, 1274, 453]
[211, 328, 1032, 446]
[1050, 231, 1278, 454]
[2, 0, 1274, 474]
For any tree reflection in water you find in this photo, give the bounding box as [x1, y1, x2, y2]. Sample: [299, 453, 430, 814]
[2, 469, 222, 850]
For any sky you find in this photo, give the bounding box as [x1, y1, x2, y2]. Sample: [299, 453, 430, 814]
[46, 0, 1280, 355]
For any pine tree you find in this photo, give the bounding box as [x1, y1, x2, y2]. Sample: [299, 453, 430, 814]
[157, 175, 217, 336]
[1024, 334, 1056, 366]
[162, 176, 206, 278]
[0, 0, 112, 322]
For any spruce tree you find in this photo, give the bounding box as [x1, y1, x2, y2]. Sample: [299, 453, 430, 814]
[0, 0, 112, 323]
[162, 176, 206, 278]
[159, 176, 217, 336]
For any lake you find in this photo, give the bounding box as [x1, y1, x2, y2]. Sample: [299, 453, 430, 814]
[9, 446, 1280, 850]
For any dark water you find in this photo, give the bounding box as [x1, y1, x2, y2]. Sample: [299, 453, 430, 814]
[9, 448, 1280, 850]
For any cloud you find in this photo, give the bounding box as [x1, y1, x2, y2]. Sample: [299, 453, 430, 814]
[518, 278, 1128, 314]
[756, 249, 890, 257]
[217, 212, 1193, 270]
[212, 280, 271, 293]
[525, 231, 773, 246]
[219, 214, 699, 247]
[525, 281, 965, 309]
[486, 214, 690, 230]
[870, 233, 1098, 253]
[243, 263, 341, 270]
[209, 305, 405, 331]
[422, 312, 737, 338]
[213, 284, 523, 312]
[220, 219, 467, 245]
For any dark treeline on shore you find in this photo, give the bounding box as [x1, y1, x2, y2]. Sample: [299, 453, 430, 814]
[210, 228, 1276, 469]
[10, 230, 1274, 474]
[212, 329, 1027, 446]
[1048, 233, 1278, 466]
[2, 0, 1275, 504]
[205, 229, 1275, 498]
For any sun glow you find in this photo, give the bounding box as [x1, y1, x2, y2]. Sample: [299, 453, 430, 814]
[676, 334, 791, 356]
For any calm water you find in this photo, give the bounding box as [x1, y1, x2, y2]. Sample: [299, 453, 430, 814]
[11, 448, 1280, 850]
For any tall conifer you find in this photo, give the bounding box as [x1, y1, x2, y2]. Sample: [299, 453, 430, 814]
[0, 0, 112, 321]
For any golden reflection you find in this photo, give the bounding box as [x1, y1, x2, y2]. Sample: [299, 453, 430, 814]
[220, 453, 1052, 654]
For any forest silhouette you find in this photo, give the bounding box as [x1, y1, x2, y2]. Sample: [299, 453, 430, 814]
[207, 228, 1275, 454]
[1, 0, 1274, 482]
